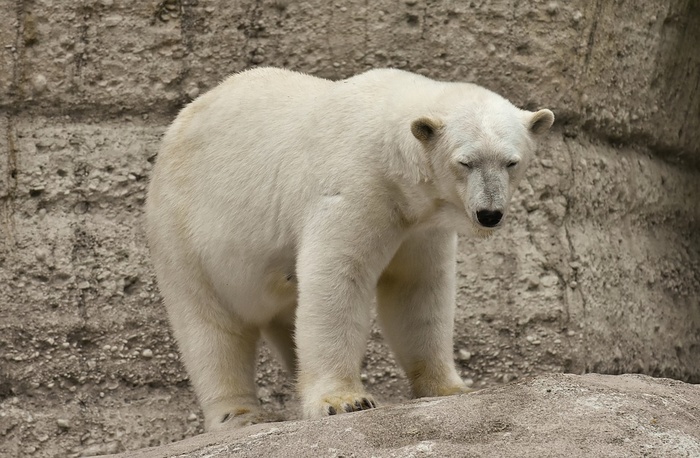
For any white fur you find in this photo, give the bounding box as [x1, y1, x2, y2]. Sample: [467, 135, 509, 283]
[145, 67, 553, 430]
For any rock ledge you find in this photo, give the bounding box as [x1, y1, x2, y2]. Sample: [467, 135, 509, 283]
[114, 373, 700, 458]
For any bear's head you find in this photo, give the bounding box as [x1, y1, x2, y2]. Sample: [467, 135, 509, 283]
[411, 90, 554, 237]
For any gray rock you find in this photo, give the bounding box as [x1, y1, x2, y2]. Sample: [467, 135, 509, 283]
[115, 374, 700, 458]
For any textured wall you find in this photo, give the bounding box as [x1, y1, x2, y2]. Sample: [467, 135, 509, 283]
[1, 0, 698, 456]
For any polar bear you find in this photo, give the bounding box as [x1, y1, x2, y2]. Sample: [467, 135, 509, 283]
[145, 67, 554, 431]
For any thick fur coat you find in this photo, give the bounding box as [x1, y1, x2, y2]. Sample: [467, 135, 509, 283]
[146, 67, 554, 430]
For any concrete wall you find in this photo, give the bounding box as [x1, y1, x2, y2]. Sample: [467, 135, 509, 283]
[1, 0, 698, 456]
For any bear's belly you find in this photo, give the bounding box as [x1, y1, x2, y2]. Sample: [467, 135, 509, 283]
[203, 245, 298, 325]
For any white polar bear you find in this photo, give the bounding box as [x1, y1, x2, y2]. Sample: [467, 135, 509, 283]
[145, 67, 554, 431]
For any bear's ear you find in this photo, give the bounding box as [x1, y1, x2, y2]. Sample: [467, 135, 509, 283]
[411, 117, 443, 143]
[527, 109, 555, 135]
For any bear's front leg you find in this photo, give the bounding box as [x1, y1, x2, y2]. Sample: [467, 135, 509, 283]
[295, 205, 402, 418]
[376, 228, 472, 398]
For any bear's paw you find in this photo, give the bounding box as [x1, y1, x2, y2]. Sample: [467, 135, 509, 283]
[314, 392, 378, 417]
[209, 408, 284, 431]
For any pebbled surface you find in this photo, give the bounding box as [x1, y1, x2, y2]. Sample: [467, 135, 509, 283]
[0, 0, 699, 456]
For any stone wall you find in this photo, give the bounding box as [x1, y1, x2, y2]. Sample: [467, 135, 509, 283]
[1, 0, 698, 456]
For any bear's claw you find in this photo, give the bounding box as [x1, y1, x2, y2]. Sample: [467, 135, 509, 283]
[364, 398, 377, 409]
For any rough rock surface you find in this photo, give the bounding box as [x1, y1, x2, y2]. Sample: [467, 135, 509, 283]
[1, 0, 699, 457]
[114, 374, 700, 458]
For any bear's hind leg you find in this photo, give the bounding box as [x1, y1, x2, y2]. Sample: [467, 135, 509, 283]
[376, 229, 471, 398]
[262, 308, 298, 375]
[161, 280, 267, 431]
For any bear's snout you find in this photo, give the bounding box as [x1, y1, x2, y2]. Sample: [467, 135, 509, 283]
[476, 210, 503, 228]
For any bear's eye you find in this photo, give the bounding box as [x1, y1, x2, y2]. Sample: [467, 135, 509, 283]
[459, 161, 474, 169]
[507, 161, 519, 168]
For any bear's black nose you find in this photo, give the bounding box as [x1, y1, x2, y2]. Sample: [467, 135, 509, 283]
[476, 210, 503, 227]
